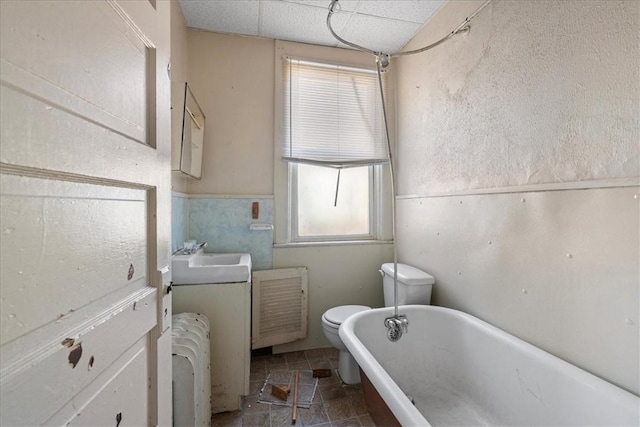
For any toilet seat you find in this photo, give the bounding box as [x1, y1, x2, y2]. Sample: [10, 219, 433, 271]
[322, 305, 370, 327]
[321, 305, 371, 385]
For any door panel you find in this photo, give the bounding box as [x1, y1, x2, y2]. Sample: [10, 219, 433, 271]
[0, 175, 148, 344]
[1, 287, 156, 425]
[0, 0, 152, 144]
[46, 338, 150, 427]
[0, 0, 171, 425]
[0, 85, 157, 184]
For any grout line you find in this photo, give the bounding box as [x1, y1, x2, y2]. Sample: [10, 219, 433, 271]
[246, 350, 368, 427]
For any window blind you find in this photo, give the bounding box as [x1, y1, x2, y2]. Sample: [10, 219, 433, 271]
[282, 57, 389, 168]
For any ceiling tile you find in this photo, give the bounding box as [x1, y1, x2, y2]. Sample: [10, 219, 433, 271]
[340, 13, 421, 53]
[260, 1, 351, 46]
[179, 0, 260, 35]
[277, 0, 360, 12]
[355, 0, 446, 24]
[178, 0, 445, 51]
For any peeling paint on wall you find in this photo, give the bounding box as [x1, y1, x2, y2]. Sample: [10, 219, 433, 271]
[397, 0, 639, 195]
[395, 0, 640, 396]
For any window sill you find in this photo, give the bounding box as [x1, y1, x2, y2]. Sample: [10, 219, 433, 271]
[274, 240, 393, 249]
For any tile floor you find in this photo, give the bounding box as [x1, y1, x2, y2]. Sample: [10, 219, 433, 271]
[211, 348, 374, 427]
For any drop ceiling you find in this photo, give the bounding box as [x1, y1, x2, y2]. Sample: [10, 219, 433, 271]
[178, 0, 447, 54]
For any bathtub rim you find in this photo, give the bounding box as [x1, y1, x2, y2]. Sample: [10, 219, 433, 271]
[340, 306, 430, 426]
[339, 305, 640, 426]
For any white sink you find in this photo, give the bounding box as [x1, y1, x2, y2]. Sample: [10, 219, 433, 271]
[172, 248, 252, 284]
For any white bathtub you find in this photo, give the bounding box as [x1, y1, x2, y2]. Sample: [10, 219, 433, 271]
[339, 305, 639, 426]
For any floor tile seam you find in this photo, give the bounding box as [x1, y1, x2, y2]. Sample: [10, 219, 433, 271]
[318, 398, 331, 426]
[277, 398, 331, 426]
[330, 416, 363, 427]
[286, 404, 329, 427]
[325, 395, 359, 423]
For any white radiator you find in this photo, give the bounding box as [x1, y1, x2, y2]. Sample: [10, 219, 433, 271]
[251, 268, 308, 349]
[172, 313, 211, 427]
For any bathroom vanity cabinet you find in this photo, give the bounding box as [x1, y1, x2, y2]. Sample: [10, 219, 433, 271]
[172, 280, 251, 413]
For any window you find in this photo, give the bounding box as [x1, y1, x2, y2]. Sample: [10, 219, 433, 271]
[292, 163, 375, 241]
[281, 57, 388, 242]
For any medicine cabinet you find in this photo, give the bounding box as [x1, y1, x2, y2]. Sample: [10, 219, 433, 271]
[179, 83, 205, 179]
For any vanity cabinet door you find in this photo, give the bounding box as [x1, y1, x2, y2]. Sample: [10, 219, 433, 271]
[173, 282, 251, 413]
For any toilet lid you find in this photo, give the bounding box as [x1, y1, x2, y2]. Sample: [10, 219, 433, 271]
[381, 263, 435, 285]
[323, 305, 370, 326]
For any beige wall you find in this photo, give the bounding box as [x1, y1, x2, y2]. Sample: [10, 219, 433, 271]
[186, 30, 274, 196]
[273, 243, 393, 352]
[170, 0, 189, 193]
[396, 0, 639, 394]
[178, 31, 394, 351]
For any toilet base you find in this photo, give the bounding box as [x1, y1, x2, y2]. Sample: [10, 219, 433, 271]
[338, 350, 361, 385]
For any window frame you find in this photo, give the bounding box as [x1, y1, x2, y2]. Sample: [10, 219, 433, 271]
[289, 163, 383, 243]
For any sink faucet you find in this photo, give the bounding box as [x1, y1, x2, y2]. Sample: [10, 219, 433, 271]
[173, 241, 208, 255]
[194, 241, 208, 252]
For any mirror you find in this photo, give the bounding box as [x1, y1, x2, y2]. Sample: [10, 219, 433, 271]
[180, 83, 205, 179]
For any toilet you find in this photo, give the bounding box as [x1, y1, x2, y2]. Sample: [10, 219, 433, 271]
[321, 262, 435, 384]
[380, 262, 435, 306]
[321, 304, 370, 384]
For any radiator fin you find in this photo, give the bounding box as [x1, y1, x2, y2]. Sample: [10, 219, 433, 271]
[251, 268, 308, 349]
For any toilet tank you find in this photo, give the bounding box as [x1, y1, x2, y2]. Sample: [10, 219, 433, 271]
[381, 263, 435, 307]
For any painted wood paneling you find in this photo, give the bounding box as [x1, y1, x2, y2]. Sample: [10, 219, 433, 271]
[0, 175, 148, 344]
[1, 286, 157, 425]
[47, 340, 150, 426]
[0, 0, 172, 424]
[0, 1, 151, 144]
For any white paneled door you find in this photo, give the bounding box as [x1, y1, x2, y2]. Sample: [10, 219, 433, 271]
[0, 1, 172, 425]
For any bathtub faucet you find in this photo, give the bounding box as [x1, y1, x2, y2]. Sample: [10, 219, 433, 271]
[384, 314, 408, 342]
